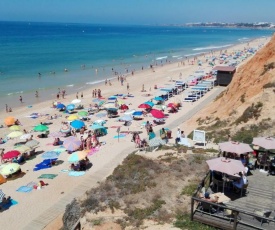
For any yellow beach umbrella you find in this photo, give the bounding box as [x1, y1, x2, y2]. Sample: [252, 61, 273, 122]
[9, 125, 21, 131]
[8, 131, 24, 139]
[117, 100, 125, 106]
[0, 163, 21, 176]
[67, 114, 79, 121]
[14, 145, 31, 153]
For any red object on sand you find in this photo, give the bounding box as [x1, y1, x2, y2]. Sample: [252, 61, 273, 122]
[120, 104, 129, 110]
[2, 150, 21, 160]
[138, 103, 151, 109]
[150, 109, 165, 119]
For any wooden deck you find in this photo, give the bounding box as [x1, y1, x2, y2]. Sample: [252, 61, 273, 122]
[192, 170, 275, 230]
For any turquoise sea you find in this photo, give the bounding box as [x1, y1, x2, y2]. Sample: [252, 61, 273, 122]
[0, 21, 272, 109]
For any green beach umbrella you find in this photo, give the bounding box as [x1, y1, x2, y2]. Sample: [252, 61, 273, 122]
[33, 124, 49, 132]
[78, 111, 88, 117]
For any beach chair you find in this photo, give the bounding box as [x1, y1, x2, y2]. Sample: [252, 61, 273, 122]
[183, 97, 196, 102]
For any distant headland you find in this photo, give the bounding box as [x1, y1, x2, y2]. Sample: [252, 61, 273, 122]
[184, 22, 275, 29]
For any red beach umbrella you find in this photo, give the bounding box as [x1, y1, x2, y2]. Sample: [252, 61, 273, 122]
[120, 104, 129, 110]
[167, 103, 176, 108]
[150, 109, 165, 119]
[2, 150, 21, 160]
[138, 103, 151, 109]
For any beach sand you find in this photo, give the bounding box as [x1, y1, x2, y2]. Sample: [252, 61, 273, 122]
[0, 37, 269, 230]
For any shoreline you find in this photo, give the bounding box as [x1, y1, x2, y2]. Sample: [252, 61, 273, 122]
[0, 37, 270, 230]
[1, 34, 270, 111]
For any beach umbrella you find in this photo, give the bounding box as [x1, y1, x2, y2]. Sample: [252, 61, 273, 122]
[8, 131, 24, 139]
[48, 131, 65, 138]
[167, 103, 177, 108]
[150, 109, 165, 119]
[133, 111, 143, 116]
[53, 147, 67, 153]
[60, 124, 71, 133]
[25, 140, 40, 148]
[56, 103, 66, 109]
[154, 96, 164, 101]
[14, 145, 31, 153]
[108, 96, 117, 100]
[20, 133, 32, 140]
[78, 111, 88, 117]
[4, 116, 15, 126]
[218, 141, 253, 155]
[68, 151, 87, 163]
[2, 150, 21, 160]
[206, 157, 245, 177]
[120, 115, 133, 122]
[96, 113, 107, 118]
[33, 124, 49, 132]
[41, 151, 60, 160]
[9, 125, 21, 131]
[71, 99, 81, 104]
[67, 114, 79, 121]
[252, 137, 275, 150]
[120, 104, 129, 110]
[70, 120, 85, 129]
[138, 103, 151, 109]
[63, 136, 81, 151]
[144, 101, 155, 107]
[124, 109, 135, 115]
[0, 163, 21, 176]
[90, 124, 108, 135]
[66, 104, 75, 111]
[93, 120, 106, 126]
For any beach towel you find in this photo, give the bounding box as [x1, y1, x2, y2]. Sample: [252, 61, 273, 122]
[38, 174, 58, 179]
[87, 147, 100, 156]
[68, 171, 85, 177]
[16, 186, 33, 193]
[1, 199, 18, 210]
[114, 134, 126, 139]
[60, 169, 69, 173]
[26, 182, 37, 188]
[33, 165, 52, 171]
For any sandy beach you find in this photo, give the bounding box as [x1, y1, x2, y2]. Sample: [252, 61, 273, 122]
[0, 37, 269, 230]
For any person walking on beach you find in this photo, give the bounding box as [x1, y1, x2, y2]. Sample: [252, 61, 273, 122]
[62, 89, 66, 98]
[19, 96, 23, 103]
[127, 83, 129, 91]
[35, 91, 39, 98]
[81, 92, 83, 99]
[76, 92, 79, 99]
[5, 104, 8, 113]
[105, 79, 107, 85]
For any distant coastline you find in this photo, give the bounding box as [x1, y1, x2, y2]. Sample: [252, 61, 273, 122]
[184, 22, 275, 29]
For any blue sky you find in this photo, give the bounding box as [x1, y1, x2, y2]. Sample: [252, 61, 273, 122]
[0, 0, 274, 25]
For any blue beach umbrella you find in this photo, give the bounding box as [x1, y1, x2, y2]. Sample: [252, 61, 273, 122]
[144, 101, 155, 107]
[66, 104, 75, 111]
[70, 120, 85, 129]
[133, 111, 143, 116]
[154, 96, 164, 101]
[41, 151, 60, 159]
[90, 124, 108, 135]
[56, 103, 66, 109]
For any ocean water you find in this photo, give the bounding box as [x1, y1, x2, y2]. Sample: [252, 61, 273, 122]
[0, 21, 272, 109]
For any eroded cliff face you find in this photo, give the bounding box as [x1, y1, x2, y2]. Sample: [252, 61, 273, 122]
[187, 35, 275, 140]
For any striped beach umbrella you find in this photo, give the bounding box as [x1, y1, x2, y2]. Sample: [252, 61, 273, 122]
[63, 136, 81, 151]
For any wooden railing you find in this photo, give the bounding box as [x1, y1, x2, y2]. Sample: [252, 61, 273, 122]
[190, 172, 275, 230]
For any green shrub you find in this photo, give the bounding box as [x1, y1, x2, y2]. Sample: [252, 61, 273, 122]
[181, 183, 199, 196]
[174, 213, 215, 230]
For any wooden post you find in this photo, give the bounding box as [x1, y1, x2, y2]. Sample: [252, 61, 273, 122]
[233, 211, 238, 230]
[191, 197, 194, 221]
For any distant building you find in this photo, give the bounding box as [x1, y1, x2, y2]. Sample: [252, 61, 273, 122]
[213, 66, 236, 86]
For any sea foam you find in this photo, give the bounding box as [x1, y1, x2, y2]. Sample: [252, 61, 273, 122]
[193, 44, 233, 51]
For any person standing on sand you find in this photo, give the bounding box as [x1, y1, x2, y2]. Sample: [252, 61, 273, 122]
[105, 79, 107, 85]
[76, 92, 79, 99]
[35, 91, 39, 98]
[127, 83, 129, 91]
[81, 92, 83, 99]
[19, 96, 23, 103]
[5, 104, 8, 113]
